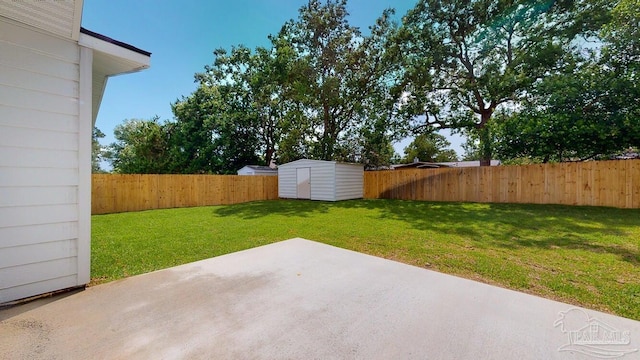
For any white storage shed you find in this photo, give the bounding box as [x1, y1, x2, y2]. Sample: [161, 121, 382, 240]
[278, 159, 364, 201]
[0, 1, 150, 303]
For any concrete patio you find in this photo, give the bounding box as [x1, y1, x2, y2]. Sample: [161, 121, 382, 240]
[1, 238, 639, 359]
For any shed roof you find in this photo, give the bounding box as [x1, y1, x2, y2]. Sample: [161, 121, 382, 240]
[279, 159, 364, 168]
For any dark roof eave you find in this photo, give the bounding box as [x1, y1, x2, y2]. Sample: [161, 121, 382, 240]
[392, 162, 450, 169]
[80, 27, 151, 57]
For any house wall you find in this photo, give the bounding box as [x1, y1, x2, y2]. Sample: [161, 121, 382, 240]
[334, 164, 364, 201]
[0, 19, 86, 303]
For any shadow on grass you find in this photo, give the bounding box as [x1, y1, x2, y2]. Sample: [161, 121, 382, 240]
[213, 199, 336, 219]
[363, 199, 640, 266]
[213, 199, 640, 265]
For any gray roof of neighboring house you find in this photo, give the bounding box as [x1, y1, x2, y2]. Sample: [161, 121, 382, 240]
[243, 165, 277, 171]
[391, 162, 450, 170]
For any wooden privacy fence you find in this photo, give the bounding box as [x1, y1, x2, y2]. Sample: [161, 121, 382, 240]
[92, 160, 640, 214]
[92, 174, 278, 214]
[364, 160, 640, 209]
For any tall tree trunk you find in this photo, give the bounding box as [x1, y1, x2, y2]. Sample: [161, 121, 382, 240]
[476, 100, 495, 167]
[479, 158, 491, 166]
[265, 147, 274, 166]
[478, 123, 493, 167]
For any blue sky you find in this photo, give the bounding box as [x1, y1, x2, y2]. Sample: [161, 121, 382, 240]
[82, 0, 463, 160]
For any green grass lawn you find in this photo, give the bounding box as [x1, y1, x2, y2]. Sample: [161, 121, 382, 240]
[92, 199, 640, 320]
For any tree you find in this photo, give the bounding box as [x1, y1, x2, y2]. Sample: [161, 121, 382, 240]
[277, 115, 313, 164]
[492, 68, 640, 162]
[248, 45, 289, 166]
[171, 45, 273, 174]
[390, 0, 579, 165]
[171, 82, 263, 174]
[358, 118, 396, 169]
[492, 0, 640, 163]
[356, 8, 406, 169]
[601, 0, 639, 114]
[173, 28, 313, 172]
[459, 129, 481, 161]
[402, 133, 458, 163]
[602, 0, 639, 69]
[106, 117, 172, 173]
[169, 85, 220, 173]
[92, 127, 107, 173]
[117, 1, 402, 172]
[280, 0, 397, 161]
[195, 40, 299, 168]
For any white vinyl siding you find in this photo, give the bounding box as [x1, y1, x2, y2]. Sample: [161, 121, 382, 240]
[310, 161, 335, 201]
[0, 167, 78, 186]
[278, 159, 363, 201]
[0, 148, 79, 169]
[0, 275, 78, 304]
[1, 258, 78, 293]
[0, 19, 82, 303]
[0, 0, 81, 41]
[0, 65, 79, 98]
[0, 86, 79, 115]
[0, 107, 78, 132]
[278, 166, 298, 199]
[0, 204, 78, 228]
[0, 126, 79, 150]
[1, 239, 78, 269]
[0, 222, 78, 248]
[335, 164, 364, 201]
[0, 186, 78, 208]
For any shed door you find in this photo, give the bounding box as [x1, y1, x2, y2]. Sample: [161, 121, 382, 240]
[296, 167, 311, 199]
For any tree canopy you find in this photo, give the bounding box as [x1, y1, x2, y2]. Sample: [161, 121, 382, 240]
[106, 117, 172, 174]
[491, 0, 640, 162]
[92, 127, 107, 173]
[389, 0, 580, 165]
[402, 133, 458, 163]
[158, 0, 399, 173]
[105, 0, 639, 172]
